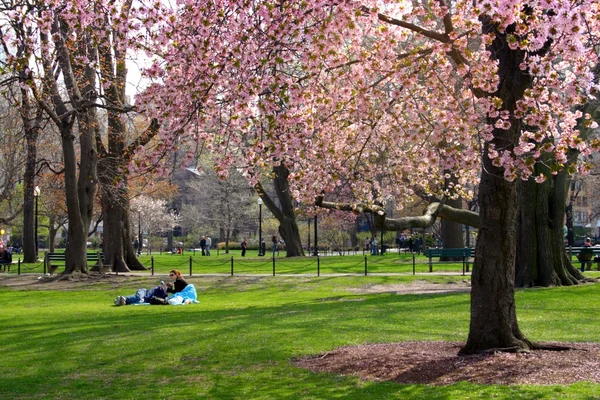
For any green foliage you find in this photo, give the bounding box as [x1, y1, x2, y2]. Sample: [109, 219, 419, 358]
[0, 276, 599, 398]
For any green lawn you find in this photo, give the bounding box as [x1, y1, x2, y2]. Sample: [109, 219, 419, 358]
[1, 274, 600, 399]
[12, 251, 475, 276]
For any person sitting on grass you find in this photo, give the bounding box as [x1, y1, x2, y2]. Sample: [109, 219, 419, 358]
[114, 269, 198, 306]
[165, 269, 198, 305]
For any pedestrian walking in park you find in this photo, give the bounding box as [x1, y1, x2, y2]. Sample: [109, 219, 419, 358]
[371, 236, 378, 256]
[206, 236, 212, 256]
[241, 237, 247, 257]
[200, 236, 206, 256]
[272, 235, 278, 256]
[415, 236, 422, 255]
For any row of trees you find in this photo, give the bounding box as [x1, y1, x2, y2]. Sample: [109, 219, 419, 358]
[1, 0, 599, 356]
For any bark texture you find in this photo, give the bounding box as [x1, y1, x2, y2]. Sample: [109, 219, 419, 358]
[460, 17, 533, 354]
[257, 165, 304, 257]
[516, 163, 583, 287]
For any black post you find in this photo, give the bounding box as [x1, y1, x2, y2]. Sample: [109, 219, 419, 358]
[317, 255, 320, 276]
[151, 256, 154, 276]
[272, 256, 275, 276]
[138, 212, 142, 256]
[258, 199, 263, 256]
[364, 255, 367, 276]
[313, 215, 318, 256]
[231, 256, 234, 277]
[317, 256, 320, 276]
[190, 256, 193, 276]
[34, 194, 39, 260]
[412, 252, 415, 275]
[18, 258, 21, 275]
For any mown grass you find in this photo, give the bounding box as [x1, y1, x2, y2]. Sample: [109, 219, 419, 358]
[11, 251, 477, 276]
[1, 274, 600, 399]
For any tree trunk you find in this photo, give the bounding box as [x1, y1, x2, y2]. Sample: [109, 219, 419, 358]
[63, 112, 97, 275]
[21, 93, 41, 263]
[48, 215, 58, 253]
[440, 197, 464, 260]
[516, 161, 583, 287]
[461, 138, 531, 354]
[460, 17, 534, 354]
[260, 165, 304, 257]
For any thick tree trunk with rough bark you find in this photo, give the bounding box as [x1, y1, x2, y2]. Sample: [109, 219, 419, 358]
[21, 94, 41, 263]
[516, 163, 583, 287]
[461, 138, 531, 354]
[260, 165, 304, 257]
[440, 197, 464, 260]
[99, 167, 146, 272]
[63, 111, 97, 274]
[460, 18, 533, 355]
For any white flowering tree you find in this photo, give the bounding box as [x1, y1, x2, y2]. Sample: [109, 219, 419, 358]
[130, 196, 181, 258]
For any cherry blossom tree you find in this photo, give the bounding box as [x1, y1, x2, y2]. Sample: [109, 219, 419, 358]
[138, 0, 600, 354]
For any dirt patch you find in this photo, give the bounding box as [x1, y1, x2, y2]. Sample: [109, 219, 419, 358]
[294, 341, 600, 385]
[349, 280, 471, 295]
[0, 272, 156, 290]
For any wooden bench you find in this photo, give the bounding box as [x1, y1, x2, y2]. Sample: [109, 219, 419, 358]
[44, 251, 105, 274]
[570, 247, 600, 272]
[423, 248, 474, 274]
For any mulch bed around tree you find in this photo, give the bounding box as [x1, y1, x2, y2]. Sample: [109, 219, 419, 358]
[293, 341, 600, 385]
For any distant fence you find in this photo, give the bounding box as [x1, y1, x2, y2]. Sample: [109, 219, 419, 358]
[147, 253, 471, 277]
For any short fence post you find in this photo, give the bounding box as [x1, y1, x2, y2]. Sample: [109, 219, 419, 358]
[462, 255, 466, 276]
[272, 256, 276, 276]
[364, 255, 367, 276]
[317, 256, 320, 276]
[231, 257, 234, 277]
[412, 252, 416, 275]
[429, 255, 433, 273]
[189, 256, 193, 276]
[18, 259, 21, 275]
[151, 256, 154, 276]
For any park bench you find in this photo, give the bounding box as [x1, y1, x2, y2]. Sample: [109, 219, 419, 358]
[570, 247, 600, 272]
[44, 251, 106, 274]
[423, 248, 474, 273]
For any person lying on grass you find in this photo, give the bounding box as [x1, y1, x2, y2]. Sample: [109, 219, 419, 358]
[114, 269, 198, 306]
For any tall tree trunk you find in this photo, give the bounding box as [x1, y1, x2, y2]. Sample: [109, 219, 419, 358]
[48, 215, 57, 253]
[21, 89, 41, 263]
[96, 0, 148, 272]
[461, 129, 531, 354]
[62, 117, 95, 275]
[516, 159, 583, 287]
[258, 165, 304, 257]
[461, 17, 534, 354]
[440, 197, 464, 260]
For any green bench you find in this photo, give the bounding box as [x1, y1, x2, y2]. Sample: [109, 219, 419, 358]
[423, 248, 474, 274]
[44, 251, 105, 274]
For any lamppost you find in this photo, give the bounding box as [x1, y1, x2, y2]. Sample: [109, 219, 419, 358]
[34, 186, 40, 260]
[258, 197, 263, 256]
